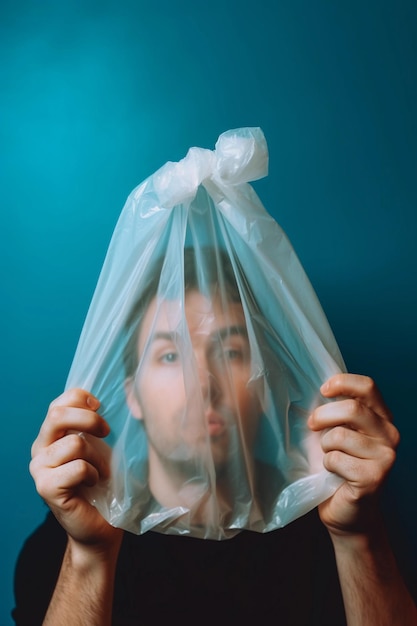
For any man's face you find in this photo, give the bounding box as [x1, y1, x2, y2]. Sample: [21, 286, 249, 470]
[127, 290, 260, 475]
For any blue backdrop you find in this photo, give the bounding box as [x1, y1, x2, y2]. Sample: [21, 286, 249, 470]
[1, 1, 416, 621]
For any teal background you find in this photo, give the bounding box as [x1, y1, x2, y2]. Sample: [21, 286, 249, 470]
[1, 0, 416, 621]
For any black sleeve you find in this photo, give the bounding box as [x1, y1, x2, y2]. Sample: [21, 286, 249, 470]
[308, 510, 347, 626]
[12, 511, 67, 626]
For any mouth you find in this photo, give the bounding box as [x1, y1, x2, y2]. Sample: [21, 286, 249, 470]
[207, 412, 227, 437]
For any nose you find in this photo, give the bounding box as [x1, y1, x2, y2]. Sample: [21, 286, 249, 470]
[195, 352, 221, 406]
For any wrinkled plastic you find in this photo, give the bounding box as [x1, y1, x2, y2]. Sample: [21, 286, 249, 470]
[66, 127, 345, 540]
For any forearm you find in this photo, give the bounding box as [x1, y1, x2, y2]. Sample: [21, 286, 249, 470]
[43, 539, 119, 626]
[331, 523, 417, 626]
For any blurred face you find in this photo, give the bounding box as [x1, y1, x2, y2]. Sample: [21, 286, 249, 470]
[127, 290, 260, 476]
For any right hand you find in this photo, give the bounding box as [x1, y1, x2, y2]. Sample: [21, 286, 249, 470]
[30, 388, 123, 552]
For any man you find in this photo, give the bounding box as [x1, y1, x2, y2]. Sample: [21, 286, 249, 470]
[119, 247, 282, 535]
[13, 248, 417, 625]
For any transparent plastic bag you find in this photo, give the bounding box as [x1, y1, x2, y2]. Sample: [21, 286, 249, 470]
[66, 127, 345, 540]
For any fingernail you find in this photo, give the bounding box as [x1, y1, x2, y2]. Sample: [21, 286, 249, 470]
[320, 382, 329, 394]
[87, 395, 100, 410]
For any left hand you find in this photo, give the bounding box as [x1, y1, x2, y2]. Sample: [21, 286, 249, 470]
[308, 373, 400, 536]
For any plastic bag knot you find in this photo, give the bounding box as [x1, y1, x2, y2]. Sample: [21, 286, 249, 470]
[152, 127, 268, 209]
[213, 127, 268, 185]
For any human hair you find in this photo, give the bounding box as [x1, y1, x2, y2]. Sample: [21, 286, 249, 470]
[123, 246, 242, 378]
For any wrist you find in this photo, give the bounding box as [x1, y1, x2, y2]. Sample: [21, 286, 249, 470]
[328, 526, 376, 554]
[321, 494, 384, 539]
[328, 516, 392, 567]
[66, 531, 123, 574]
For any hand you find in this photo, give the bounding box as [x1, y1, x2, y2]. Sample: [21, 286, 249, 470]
[308, 373, 400, 536]
[30, 388, 123, 552]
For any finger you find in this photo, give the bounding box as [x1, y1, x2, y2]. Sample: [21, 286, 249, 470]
[33, 391, 109, 453]
[51, 388, 101, 411]
[33, 406, 108, 453]
[310, 399, 382, 434]
[32, 460, 101, 502]
[322, 449, 395, 494]
[320, 426, 398, 463]
[321, 426, 374, 458]
[309, 399, 400, 447]
[31, 433, 111, 481]
[320, 373, 393, 422]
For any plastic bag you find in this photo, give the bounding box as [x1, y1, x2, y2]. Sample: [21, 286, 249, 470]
[66, 127, 345, 540]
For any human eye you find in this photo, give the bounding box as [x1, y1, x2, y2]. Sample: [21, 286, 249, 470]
[160, 351, 179, 364]
[223, 347, 244, 361]
[211, 327, 250, 366]
[217, 339, 250, 365]
[150, 333, 181, 365]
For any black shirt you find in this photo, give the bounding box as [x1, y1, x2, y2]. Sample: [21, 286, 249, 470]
[12, 508, 346, 626]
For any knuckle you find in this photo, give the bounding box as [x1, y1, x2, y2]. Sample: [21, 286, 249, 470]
[331, 426, 347, 448]
[72, 458, 98, 486]
[381, 445, 397, 470]
[72, 458, 91, 480]
[32, 471, 52, 499]
[344, 398, 359, 417]
[362, 375, 376, 395]
[365, 470, 381, 494]
[48, 397, 59, 410]
[368, 462, 391, 493]
[65, 387, 88, 405]
[30, 439, 40, 459]
[323, 449, 341, 471]
[387, 423, 401, 449]
[65, 433, 87, 456]
[47, 404, 65, 425]
[28, 457, 38, 480]
[49, 388, 88, 409]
